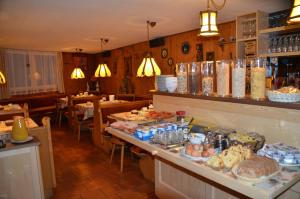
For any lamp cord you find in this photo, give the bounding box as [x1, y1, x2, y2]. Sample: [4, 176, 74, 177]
[209, 0, 226, 10]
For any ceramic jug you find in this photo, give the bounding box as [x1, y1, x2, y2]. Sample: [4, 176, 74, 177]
[12, 116, 28, 141]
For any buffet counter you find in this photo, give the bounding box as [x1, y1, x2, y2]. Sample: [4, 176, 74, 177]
[106, 127, 300, 199]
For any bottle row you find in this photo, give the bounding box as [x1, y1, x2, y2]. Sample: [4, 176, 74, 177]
[156, 58, 270, 101]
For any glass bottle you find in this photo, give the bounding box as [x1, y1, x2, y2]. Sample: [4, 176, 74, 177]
[250, 58, 266, 100]
[176, 63, 188, 93]
[232, 59, 246, 98]
[216, 60, 230, 97]
[201, 61, 214, 96]
[188, 62, 200, 94]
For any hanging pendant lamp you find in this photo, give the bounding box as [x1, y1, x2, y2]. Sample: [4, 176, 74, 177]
[287, 0, 300, 24]
[95, 38, 111, 78]
[0, 71, 6, 84]
[71, 48, 85, 79]
[137, 21, 161, 77]
[198, 0, 226, 37]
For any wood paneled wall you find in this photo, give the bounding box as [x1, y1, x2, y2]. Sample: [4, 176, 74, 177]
[94, 21, 236, 95]
[62, 21, 236, 95]
[62, 52, 96, 95]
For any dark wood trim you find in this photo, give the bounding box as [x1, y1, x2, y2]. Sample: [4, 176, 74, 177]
[151, 91, 300, 110]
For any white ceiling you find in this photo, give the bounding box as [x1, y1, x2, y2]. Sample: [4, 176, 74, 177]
[0, 0, 290, 53]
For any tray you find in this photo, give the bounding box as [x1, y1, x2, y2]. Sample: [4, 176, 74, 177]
[180, 148, 209, 161]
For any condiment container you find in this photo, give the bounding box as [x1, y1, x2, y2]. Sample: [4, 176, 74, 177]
[201, 61, 214, 96]
[176, 111, 186, 122]
[216, 60, 230, 97]
[251, 58, 266, 100]
[188, 62, 201, 94]
[176, 63, 188, 93]
[12, 116, 29, 141]
[232, 59, 246, 98]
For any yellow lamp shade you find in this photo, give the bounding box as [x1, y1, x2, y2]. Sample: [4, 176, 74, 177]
[288, 0, 300, 23]
[198, 10, 219, 36]
[95, 63, 111, 77]
[0, 71, 6, 84]
[137, 54, 161, 77]
[71, 67, 85, 79]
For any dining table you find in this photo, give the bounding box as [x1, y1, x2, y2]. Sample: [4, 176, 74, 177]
[75, 100, 128, 120]
[0, 104, 24, 116]
[58, 94, 99, 109]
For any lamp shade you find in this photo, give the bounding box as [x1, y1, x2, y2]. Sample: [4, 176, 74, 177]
[137, 53, 161, 77]
[71, 67, 85, 79]
[95, 64, 111, 77]
[0, 71, 6, 84]
[288, 0, 300, 23]
[198, 10, 219, 36]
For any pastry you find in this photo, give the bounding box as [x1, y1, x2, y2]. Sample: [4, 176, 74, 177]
[236, 155, 279, 178]
[207, 156, 224, 169]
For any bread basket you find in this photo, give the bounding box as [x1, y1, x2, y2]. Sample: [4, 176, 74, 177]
[267, 90, 300, 103]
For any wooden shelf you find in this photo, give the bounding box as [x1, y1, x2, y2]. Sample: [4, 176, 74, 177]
[151, 91, 300, 110]
[236, 37, 257, 42]
[260, 51, 300, 57]
[259, 24, 300, 34]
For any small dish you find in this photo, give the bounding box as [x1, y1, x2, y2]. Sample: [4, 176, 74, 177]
[11, 136, 33, 144]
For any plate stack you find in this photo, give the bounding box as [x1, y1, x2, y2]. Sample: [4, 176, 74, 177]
[155, 75, 174, 92]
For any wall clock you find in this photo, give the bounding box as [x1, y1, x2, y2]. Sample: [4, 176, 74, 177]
[167, 57, 174, 66]
[161, 48, 168, 59]
[181, 42, 190, 54]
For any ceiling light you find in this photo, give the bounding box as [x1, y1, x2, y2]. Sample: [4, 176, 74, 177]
[287, 0, 300, 24]
[0, 71, 6, 84]
[198, 0, 226, 37]
[95, 38, 111, 78]
[70, 48, 85, 79]
[137, 21, 161, 77]
[71, 67, 85, 79]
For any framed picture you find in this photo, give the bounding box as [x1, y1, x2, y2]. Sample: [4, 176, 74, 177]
[161, 48, 168, 59]
[168, 57, 174, 66]
[196, 43, 203, 62]
[124, 56, 132, 76]
[206, 51, 215, 61]
[181, 42, 190, 54]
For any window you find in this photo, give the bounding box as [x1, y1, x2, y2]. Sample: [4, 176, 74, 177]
[5, 49, 64, 95]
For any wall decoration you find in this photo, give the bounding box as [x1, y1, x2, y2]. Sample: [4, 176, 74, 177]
[124, 56, 132, 76]
[161, 48, 168, 59]
[168, 57, 174, 66]
[196, 43, 204, 62]
[181, 42, 190, 54]
[206, 51, 215, 61]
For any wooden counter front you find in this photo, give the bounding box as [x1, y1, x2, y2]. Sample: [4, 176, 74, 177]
[106, 127, 300, 199]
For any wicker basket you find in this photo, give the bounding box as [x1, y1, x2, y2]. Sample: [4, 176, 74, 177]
[267, 90, 300, 103]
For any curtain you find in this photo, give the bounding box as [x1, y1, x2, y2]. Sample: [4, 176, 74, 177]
[4, 49, 65, 95]
[56, 52, 65, 93]
[0, 49, 10, 99]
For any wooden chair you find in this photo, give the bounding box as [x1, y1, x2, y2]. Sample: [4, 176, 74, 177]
[55, 98, 67, 127]
[0, 102, 29, 121]
[29, 117, 56, 198]
[69, 106, 93, 142]
[93, 100, 151, 173]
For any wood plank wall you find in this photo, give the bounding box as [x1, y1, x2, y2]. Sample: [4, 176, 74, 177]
[62, 21, 236, 95]
[95, 21, 236, 95]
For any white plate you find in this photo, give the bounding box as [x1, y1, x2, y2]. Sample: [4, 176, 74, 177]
[180, 148, 209, 161]
[231, 165, 280, 183]
[278, 162, 300, 167]
[11, 136, 33, 144]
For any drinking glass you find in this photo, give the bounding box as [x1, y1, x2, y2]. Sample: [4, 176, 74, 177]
[294, 34, 300, 51]
[282, 35, 288, 53]
[277, 37, 282, 53]
[288, 35, 294, 52]
[272, 37, 277, 53]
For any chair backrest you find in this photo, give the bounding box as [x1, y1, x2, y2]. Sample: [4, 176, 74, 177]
[115, 94, 136, 101]
[92, 100, 150, 146]
[29, 117, 56, 198]
[0, 103, 29, 121]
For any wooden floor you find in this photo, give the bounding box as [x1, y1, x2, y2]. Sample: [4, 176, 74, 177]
[52, 125, 157, 199]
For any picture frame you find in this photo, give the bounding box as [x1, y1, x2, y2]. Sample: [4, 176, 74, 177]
[196, 43, 203, 62]
[167, 57, 174, 66]
[161, 48, 168, 59]
[181, 42, 190, 54]
[206, 51, 215, 61]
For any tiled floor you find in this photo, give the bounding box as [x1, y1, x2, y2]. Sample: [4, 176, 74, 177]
[52, 125, 157, 199]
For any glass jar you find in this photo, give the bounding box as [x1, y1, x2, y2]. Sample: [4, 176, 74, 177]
[188, 62, 200, 94]
[251, 58, 266, 100]
[201, 61, 214, 96]
[176, 63, 188, 93]
[232, 59, 246, 98]
[12, 116, 29, 141]
[216, 60, 230, 97]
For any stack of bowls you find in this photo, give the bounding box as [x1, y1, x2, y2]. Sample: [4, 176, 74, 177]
[165, 77, 177, 93]
[156, 75, 174, 91]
